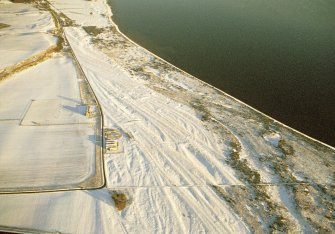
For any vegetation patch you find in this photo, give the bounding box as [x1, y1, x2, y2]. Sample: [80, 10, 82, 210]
[190, 99, 211, 121]
[58, 12, 75, 27]
[83, 26, 105, 36]
[267, 136, 334, 232]
[211, 185, 292, 233]
[208, 124, 296, 232]
[111, 191, 128, 211]
[226, 137, 261, 184]
[292, 184, 334, 233]
[0, 23, 10, 29]
[0, 45, 59, 81]
[10, 0, 34, 3]
[278, 139, 295, 156]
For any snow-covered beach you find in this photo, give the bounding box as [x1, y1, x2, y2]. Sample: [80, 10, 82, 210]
[0, 0, 334, 233]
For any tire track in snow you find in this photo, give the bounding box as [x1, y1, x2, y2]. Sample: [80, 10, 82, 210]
[125, 136, 243, 233]
[65, 27, 249, 233]
[161, 188, 188, 233]
[75, 39, 243, 189]
[83, 68, 212, 185]
[90, 71, 239, 185]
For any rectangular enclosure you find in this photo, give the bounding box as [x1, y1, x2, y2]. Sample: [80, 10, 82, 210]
[0, 56, 103, 193]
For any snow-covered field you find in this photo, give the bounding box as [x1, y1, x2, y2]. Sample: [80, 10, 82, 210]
[0, 56, 99, 192]
[0, 2, 56, 70]
[0, 0, 334, 233]
[0, 1, 103, 193]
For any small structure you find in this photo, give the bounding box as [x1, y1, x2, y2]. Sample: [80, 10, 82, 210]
[104, 128, 123, 154]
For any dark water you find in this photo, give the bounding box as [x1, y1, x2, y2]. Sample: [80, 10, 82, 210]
[109, 0, 335, 147]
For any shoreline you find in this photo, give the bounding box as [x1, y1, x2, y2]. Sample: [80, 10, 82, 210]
[0, 1, 334, 233]
[103, 0, 334, 150]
